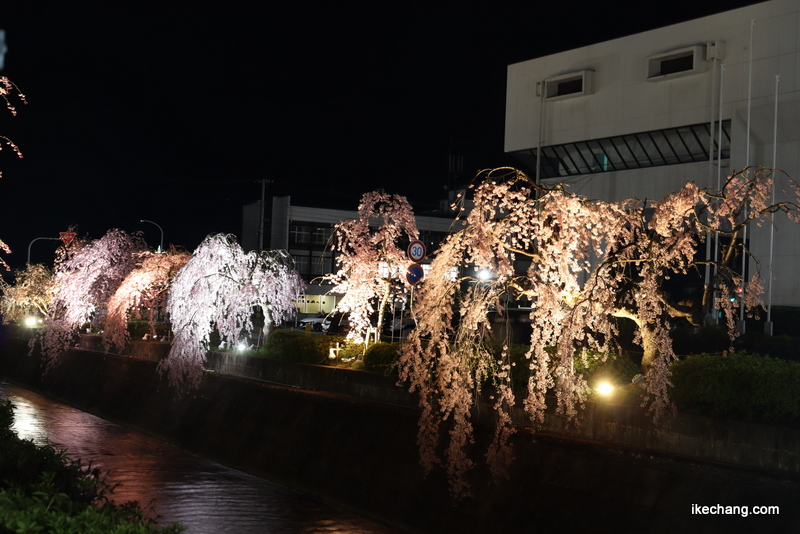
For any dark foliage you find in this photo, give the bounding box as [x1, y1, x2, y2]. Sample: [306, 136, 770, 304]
[262, 330, 337, 365]
[363, 342, 403, 373]
[670, 352, 800, 423]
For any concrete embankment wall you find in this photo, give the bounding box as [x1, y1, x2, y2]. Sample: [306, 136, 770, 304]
[204, 349, 800, 477]
[2, 337, 800, 533]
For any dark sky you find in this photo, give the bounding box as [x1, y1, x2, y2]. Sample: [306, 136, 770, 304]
[0, 0, 758, 270]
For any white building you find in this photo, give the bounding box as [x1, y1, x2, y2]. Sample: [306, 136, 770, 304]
[505, 0, 800, 312]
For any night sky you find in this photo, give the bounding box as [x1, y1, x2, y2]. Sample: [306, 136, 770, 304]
[0, 1, 758, 270]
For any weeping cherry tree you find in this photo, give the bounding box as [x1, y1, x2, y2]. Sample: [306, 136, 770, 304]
[323, 190, 419, 344]
[159, 234, 303, 389]
[0, 264, 56, 324]
[40, 229, 146, 366]
[103, 249, 190, 352]
[396, 167, 800, 497]
[0, 76, 26, 269]
[0, 76, 25, 179]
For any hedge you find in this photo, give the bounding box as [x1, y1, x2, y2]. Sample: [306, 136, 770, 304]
[669, 352, 800, 423]
[261, 330, 344, 365]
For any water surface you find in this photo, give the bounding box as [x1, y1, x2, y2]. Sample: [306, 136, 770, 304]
[1, 382, 401, 533]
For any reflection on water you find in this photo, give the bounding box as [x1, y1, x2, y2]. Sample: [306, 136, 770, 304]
[1, 382, 401, 534]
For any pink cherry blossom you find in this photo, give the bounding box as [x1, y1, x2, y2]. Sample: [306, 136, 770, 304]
[39, 229, 147, 367]
[103, 249, 190, 351]
[397, 166, 800, 497]
[158, 234, 304, 389]
[322, 190, 419, 344]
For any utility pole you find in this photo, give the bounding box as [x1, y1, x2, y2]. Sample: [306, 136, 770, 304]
[27, 237, 61, 264]
[258, 179, 272, 252]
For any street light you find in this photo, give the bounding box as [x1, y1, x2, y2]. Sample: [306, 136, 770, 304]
[27, 237, 62, 264]
[140, 220, 164, 253]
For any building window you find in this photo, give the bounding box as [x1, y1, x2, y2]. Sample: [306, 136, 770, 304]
[545, 70, 594, 101]
[312, 226, 332, 246]
[310, 252, 331, 276]
[521, 120, 730, 179]
[660, 54, 694, 76]
[290, 222, 333, 248]
[293, 254, 309, 275]
[647, 46, 705, 80]
[290, 224, 310, 244]
[549, 77, 582, 97]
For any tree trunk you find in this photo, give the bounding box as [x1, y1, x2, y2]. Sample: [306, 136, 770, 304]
[613, 308, 657, 374]
[375, 278, 392, 346]
[639, 326, 658, 374]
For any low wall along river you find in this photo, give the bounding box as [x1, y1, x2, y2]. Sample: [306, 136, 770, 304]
[2, 335, 800, 533]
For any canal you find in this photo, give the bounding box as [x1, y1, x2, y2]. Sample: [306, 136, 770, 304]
[0, 382, 402, 533]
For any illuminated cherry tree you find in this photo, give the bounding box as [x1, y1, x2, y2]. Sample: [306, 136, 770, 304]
[0, 76, 25, 180]
[323, 190, 419, 343]
[0, 264, 55, 324]
[397, 166, 800, 496]
[0, 77, 26, 269]
[0, 239, 9, 272]
[40, 229, 146, 365]
[159, 234, 304, 388]
[103, 249, 190, 351]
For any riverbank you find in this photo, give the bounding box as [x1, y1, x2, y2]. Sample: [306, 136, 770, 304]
[2, 338, 799, 533]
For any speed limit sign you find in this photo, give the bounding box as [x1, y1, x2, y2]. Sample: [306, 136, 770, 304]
[407, 240, 426, 263]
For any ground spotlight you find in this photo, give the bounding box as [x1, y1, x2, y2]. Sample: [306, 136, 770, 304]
[596, 382, 614, 396]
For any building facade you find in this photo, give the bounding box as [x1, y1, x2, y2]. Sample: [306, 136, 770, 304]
[505, 0, 800, 309]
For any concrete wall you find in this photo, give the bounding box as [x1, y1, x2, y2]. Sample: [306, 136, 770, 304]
[205, 351, 417, 407]
[3, 338, 800, 532]
[204, 347, 800, 477]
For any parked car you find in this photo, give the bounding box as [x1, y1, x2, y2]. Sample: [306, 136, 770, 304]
[299, 316, 325, 332]
[323, 312, 351, 335]
[383, 316, 415, 339]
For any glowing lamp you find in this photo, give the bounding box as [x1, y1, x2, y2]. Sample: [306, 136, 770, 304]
[477, 269, 492, 281]
[596, 382, 614, 396]
[24, 316, 37, 327]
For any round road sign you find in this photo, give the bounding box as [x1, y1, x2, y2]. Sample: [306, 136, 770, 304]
[407, 240, 426, 262]
[406, 264, 424, 285]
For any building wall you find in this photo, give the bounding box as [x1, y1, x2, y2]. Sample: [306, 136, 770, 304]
[505, 0, 800, 307]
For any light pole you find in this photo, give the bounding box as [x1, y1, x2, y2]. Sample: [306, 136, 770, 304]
[140, 220, 164, 253]
[27, 237, 61, 264]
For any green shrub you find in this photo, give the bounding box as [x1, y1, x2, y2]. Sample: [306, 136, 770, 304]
[0, 400, 184, 533]
[670, 325, 730, 356]
[573, 348, 640, 388]
[503, 344, 535, 388]
[262, 330, 335, 364]
[505, 344, 638, 390]
[669, 352, 800, 423]
[362, 342, 403, 373]
[335, 343, 362, 362]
